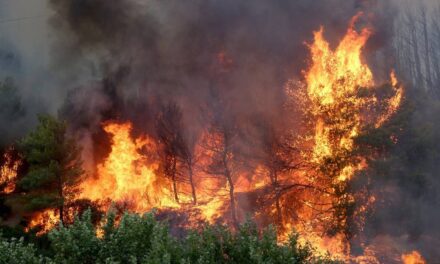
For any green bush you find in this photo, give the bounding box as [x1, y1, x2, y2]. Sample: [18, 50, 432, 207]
[0, 236, 44, 264]
[1, 210, 341, 263]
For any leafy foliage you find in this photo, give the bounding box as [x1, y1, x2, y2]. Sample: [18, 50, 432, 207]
[0, 236, 44, 264]
[0, 210, 341, 264]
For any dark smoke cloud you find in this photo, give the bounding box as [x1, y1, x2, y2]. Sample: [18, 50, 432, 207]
[49, 0, 386, 137]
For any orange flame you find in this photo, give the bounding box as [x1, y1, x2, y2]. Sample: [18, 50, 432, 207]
[401, 251, 426, 264]
[290, 14, 403, 260]
[79, 122, 179, 212]
[305, 15, 373, 171]
[0, 149, 21, 194]
[25, 209, 58, 236]
[78, 122, 230, 225]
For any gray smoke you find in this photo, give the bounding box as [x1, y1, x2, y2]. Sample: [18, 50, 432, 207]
[49, 0, 385, 132]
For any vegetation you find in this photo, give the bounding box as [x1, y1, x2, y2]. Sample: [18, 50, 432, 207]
[0, 113, 340, 263]
[10, 115, 84, 222]
[0, 210, 340, 264]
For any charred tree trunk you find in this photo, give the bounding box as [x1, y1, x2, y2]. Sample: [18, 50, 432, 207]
[204, 86, 240, 228]
[223, 153, 238, 229]
[57, 174, 64, 223]
[156, 102, 191, 205]
[270, 171, 282, 226]
[171, 156, 179, 203]
[187, 159, 197, 204]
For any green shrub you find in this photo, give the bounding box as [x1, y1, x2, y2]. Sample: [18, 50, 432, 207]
[0, 235, 44, 264]
[1, 210, 341, 263]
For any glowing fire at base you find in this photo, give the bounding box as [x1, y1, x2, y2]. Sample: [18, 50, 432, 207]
[78, 122, 230, 225]
[0, 149, 21, 194]
[401, 251, 426, 264]
[25, 209, 58, 236]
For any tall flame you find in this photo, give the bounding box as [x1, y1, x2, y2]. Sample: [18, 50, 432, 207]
[79, 122, 179, 212]
[305, 15, 373, 172]
[78, 122, 230, 225]
[293, 14, 403, 261]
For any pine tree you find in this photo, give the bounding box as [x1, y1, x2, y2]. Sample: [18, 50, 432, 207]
[17, 115, 84, 223]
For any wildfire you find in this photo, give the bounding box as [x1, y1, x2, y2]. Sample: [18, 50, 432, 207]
[77, 122, 231, 225]
[401, 251, 426, 264]
[305, 14, 372, 175]
[25, 209, 58, 236]
[0, 148, 21, 194]
[19, 12, 407, 263]
[290, 14, 403, 260]
[79, 122, 179, 212]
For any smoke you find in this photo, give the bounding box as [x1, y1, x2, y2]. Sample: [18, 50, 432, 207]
[49, 0, 387, 136]
[354, 92, 440, 261]
[0, 0, 399, 144]
[0, 0, 52, 146]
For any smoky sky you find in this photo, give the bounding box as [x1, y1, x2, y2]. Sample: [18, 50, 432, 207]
[0, 0, 404, 142]
[48, 0, 393, 134]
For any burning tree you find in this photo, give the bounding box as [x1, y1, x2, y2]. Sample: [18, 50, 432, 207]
[0, 147, 21, 195]
[248, 119, 305, 227]
[156, 102, 197, 204]
[289, 14, 403, 260]
[203, 124, 240, 228]
[201, 90, 241, 228]
[13, 115, 84, 223]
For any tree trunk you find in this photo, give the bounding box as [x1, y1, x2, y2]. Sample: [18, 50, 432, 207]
[410, 17, 424, 89]
[431, 19, 440, 95]
[171, 157, 179, 203]
[57, 174, 64, 223]
[421, 8, 433, 90]
[188, 161, 197, 204]
[226, 170, 238, 228]
[275, 194, 282, 226]
[59, 204, 64, 224]
[223, 151, 238, 228]
[270, 171, 282, 226]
